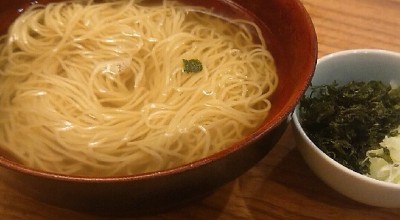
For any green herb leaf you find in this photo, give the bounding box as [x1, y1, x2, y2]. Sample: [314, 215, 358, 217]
[183, 59, 203, 73]
[368, 147, 394, 164]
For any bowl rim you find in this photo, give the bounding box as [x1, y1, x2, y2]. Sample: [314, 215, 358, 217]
[0, 0, 318, 183]
[317, 48, 400, 64]
[293, 48, 400, 190]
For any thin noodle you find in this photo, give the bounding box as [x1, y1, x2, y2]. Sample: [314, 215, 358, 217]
[0, 0, 278, 176]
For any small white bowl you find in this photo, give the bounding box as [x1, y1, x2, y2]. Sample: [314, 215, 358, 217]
[292, 49, 400, 208]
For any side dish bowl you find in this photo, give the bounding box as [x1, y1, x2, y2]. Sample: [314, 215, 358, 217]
[292, 49, 400, 208]
[0, 0, 317, 216]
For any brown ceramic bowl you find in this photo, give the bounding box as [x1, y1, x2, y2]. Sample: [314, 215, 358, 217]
[0, 0, 317, 216]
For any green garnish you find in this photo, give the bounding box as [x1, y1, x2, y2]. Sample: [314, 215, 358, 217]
[367, 147, 393, 164]
[299, 81, 400, 174]
[183, 59, 203, 73]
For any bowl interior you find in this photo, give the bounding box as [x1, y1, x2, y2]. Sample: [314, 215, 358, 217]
[309, 49, 400, 87]
[0, 0, 317, 179]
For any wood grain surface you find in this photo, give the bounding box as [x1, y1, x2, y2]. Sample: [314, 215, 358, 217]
[1, 0, 400, 219]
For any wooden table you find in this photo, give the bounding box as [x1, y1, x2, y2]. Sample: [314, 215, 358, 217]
[2, 0, 400, 219]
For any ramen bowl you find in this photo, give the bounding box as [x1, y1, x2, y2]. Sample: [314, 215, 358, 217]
[0, 0, 317, 216]
[292, 49, 400, 207]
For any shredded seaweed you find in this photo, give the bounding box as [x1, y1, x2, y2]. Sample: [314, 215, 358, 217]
[299, 81, 400, 174]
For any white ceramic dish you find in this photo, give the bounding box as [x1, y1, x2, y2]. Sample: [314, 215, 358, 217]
[292, 49, 400, 208]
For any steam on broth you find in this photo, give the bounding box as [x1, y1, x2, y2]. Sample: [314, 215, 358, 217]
[0, 0, 278, 177]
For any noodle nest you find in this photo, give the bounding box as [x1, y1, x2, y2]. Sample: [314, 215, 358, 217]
[0, 0, 278, 176]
